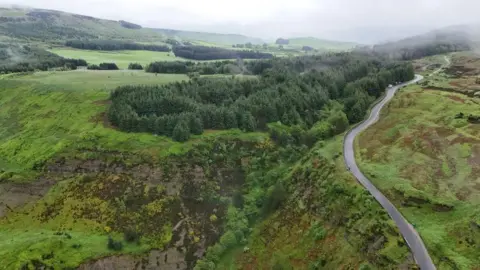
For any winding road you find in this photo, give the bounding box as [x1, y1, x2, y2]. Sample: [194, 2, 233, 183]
[343, 56, 451, 270]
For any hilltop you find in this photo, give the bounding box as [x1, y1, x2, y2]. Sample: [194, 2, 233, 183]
[0, 7, 164, 43]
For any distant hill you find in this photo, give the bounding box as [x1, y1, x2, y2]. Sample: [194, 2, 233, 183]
[287, 37, 357, 51]
[0, 7, 265, 47]
[151, 28, 264, 46]
[0, 7, 165, 43]
[370, 26, 473, 59]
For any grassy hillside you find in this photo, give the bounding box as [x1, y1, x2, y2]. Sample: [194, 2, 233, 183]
[356, 58, 480, 269]
[0, 73, 409, 269]
[0, 7, 164, 43]
[152, 28, 264, 46]
[215, 136, 413, 269]
[288, 37, 357, 51]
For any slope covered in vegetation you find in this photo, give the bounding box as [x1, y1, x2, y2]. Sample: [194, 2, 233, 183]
[0, 47, 417, 269]
[370, 28, 471, 60]
[0, 7, 164, 43]
[356, 57, 480, 269]
[0, 43, 86, 73]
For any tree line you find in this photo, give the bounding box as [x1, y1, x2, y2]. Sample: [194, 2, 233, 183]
[119, 20, 142, 29]
[172, 45, 273, 60]
[145, 60, 243, 75]
[0, 43, 87, 74]
[108, 52, 414, 141]
[65, 40, 171, 52]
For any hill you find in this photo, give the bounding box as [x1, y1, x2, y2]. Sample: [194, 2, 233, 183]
[151, 28, 264, 46]
[287, 37, 357, 51]
[0, 7, 265, 48]
[0, 7, 164, 43]
[370, 26, 473, 59]
[0, 42, 87, 73]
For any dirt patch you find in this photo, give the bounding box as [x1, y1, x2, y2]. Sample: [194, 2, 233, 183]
[450, 134, 480, 146]
[468, 145, 480, 179]
[0, 177, 55, 218]
[447, 95, 465, 103]
[93, 99, 112, 106]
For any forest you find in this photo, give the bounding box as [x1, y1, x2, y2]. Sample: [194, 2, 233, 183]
[145, 60, 243, 75]
[172, 45, 273, 60]
[65, 40, 171, 52]
[108, 52, 414, 141]
[0, 43, 87, 73]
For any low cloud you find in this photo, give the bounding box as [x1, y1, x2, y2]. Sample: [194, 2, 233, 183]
[2, 0, 480, 43]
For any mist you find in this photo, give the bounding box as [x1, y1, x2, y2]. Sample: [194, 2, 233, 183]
[2, 0, 480, 43]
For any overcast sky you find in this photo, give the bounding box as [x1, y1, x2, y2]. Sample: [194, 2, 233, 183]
[3, 0, 480, 43]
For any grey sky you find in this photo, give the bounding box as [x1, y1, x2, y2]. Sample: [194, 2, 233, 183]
[3, 0, 480, 43]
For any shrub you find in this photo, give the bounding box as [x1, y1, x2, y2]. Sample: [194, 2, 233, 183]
[107, 236, 123, 251]
[128, 63, 143, 70]
[87, 63, 119, 70]
[123, 229, 141, 243]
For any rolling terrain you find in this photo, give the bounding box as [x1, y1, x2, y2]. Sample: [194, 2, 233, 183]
[356, 54, 480, 269]
[0, 4, 479, 270]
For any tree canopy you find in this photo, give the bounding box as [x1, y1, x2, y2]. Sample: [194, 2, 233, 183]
[108, 52, 414, 141]
[65, 39, 171, 52]
[172, 45, 273, 60]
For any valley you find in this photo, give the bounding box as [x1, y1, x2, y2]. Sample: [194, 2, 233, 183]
[0, 4, 479, 270]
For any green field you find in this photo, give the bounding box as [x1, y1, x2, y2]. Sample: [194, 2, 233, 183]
[356, 80, 480, 269]
[50, 48, 186, 69]
[4, 70, 188, 91]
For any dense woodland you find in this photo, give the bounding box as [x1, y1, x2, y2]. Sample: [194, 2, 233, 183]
[0, 43, 87, 73]
[145, 60, 244, 75]
[65, 40, 171, 52]
[172, 45, 273, 60]
[108, 52, 414, 141]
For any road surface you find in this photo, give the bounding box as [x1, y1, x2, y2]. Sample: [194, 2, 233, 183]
[343, 74, 436, 270]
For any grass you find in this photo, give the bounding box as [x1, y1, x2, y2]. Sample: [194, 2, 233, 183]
[413, 54, 448, 76]
[356, 78, 480, 269]
[50, 48, 185, 69]
[0, 72, 190, 175]
[4, 70, 188, 91]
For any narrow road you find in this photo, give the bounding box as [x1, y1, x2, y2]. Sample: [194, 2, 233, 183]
[344, 74, 438, 270]
[344, 56, 450, 269]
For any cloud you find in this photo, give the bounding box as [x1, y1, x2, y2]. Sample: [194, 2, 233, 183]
[2, 0, 480, 43]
